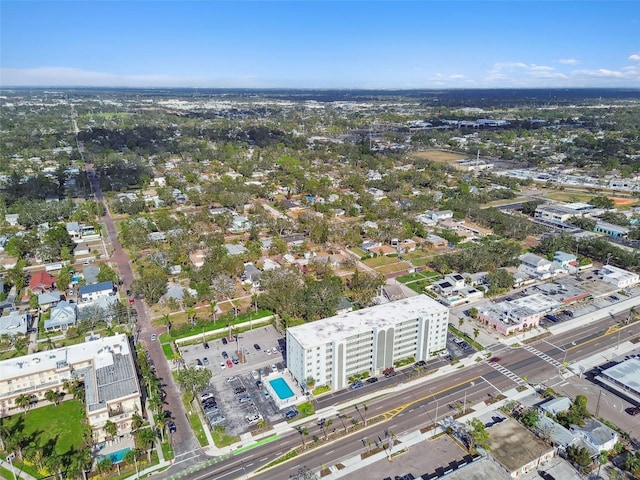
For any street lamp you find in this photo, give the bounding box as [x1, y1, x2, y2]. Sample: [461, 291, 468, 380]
[463, 382, 475, 415]
[6, 453, 16, 480]
[430, 388, 439, 424]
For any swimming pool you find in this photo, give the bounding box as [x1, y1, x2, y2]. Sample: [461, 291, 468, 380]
[99, 447, 131, 464]
[269, 377, 294, 400]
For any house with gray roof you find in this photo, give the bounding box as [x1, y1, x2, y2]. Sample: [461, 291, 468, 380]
[225, 243, 247, 256]
[78, 281, 115, 303]
[38, 290, 61, 309]
[538, 396, 572, 416]
[44, 300, 77, 332]
[569, 418, 618, 454]
[0, 311, 29, 337]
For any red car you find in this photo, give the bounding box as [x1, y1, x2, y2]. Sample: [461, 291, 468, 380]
[626, 407, 640, 416]
[488, 357, 501, 363]
[226, 359, 233, 368]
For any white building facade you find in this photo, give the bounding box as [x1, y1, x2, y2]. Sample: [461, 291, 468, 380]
[286, 295, 449, 391]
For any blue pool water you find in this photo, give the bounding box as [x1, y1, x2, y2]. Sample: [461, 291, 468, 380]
[269, 377, 294, 400]
[72, 275, 81, 283]
[99, 447, 131, 463]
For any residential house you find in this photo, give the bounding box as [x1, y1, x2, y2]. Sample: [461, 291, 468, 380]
[0, 311, 29, 337]
[569, 418, 618, 455]
[425, 234, 448, 247]
[78, 281, 115, 303]
[83, 265, 100, 285]
[74, 242, 90, 256]
[188, 249, 207, 269]
[518, 253, 554, 279]
[229, 215, 251, 233]
[5, 214, 19, 226]
[29, 271, 57, 295]
[538, 396, 572, 416]
[38, 291, 61, 310]
[594, 221, 629, 238]
[44, 300, 77, 332]
[241, 263, 262, 287]
[225, 244, 247, 256]
[553, 251, 578, 271]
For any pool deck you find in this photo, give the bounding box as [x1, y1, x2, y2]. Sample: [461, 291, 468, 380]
[269, 377, 295, 399]
[95, 436, 135, 460]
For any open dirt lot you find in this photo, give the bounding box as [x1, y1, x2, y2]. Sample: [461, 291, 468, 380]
[411, 150, 467, 163]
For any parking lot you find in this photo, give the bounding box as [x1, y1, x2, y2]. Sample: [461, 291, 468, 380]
[178, 325, 300, 437]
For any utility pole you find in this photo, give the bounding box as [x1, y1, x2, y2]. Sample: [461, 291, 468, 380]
[595, 390, 604, 418]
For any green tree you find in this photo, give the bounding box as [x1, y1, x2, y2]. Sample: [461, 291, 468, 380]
[486, 268, 514, 295]
[349, 269, 385, 307]
[175, 366, 213, 402]
[56, 266, 73, 292]
[133, 264, 168, 304]
[104, 420, 118, 441]
[567, 444, 592, 469]
[96, 457, 113, 476]
[520, 409, 539, 428]
[97, 263, 119, 284]
[134, 427, 157, 461]
[44, 389, 61, 406]
[467, 418, 491, 450]
[15, 393, 31, 411]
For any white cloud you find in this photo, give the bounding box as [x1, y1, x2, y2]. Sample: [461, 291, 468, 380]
[558, 58, 580, 65]
[573, 68, 624, 78]
[530, 65, 555, 71]
[629, 53, 640, 61]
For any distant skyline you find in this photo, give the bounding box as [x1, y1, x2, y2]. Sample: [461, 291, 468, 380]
[1, 1, 639, 89]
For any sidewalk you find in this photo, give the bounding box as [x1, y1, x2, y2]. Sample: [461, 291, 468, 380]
[0, 458, 37, 480]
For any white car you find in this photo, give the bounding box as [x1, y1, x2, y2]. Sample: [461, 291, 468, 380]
[251, 370, 259, 380]
[150, 334, 157, 341]
[265, 349, 272, 355]
[270, 364, 278, 373]
[220, 362, 226, 369]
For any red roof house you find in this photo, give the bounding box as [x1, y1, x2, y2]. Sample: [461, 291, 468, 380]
[29, 271, 57, 294]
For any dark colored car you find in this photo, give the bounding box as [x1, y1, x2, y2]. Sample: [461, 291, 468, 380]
[415, 360, 427, 368]
[168, 421, 177, 434]
[203, 342, 210, 349]
[222, 351, 229, 359]
[366, 377, 379, 384]
[222, 337, 228, 345]
[196, 358, 203, 366]
[234, 387, 247, 395]
[254, 343, 261, 351]
[285, 410, 299, 419]
[202, 357, 209, 365]
[626, 406, 640, 416]
[488, 357, 501, 363]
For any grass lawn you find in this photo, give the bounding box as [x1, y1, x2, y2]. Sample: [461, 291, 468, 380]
[376, 263, 411, 275]
[545, 191, 597, 203]
[4, 400, 84, 457]
[409, 257, 432, 267]
[362, 256, 397, 268]
[406, 282, 429, 294]
[350, 247, 367, 258]
[410, 150, 466, 163]
[181, 394, 208, 447]
[212, 427, 240, 448]
[422, 270, 443, 280]
[481, 197, 529, 207]
[396, 272, 427, 284]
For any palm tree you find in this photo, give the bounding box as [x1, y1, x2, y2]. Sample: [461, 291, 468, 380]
[209, 301, 218, 323]
[473, 328, 480, 341]
[45, 389, 61, 406]
[458, 318, 464, 328]
[297, 426, 308, 449]
[44, 453, 64, 480]
[185, 307, 197, 327]
[131, 413, 144, 432]
[0, 417, 9, 451]
[15, 393, 31, 411]
[161, 313, 172, 334]
[104, 420, 118, 442]
[154, 411, 168, 443]
[134, 427, 157, 461]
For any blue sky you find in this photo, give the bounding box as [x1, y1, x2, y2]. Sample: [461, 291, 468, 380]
[1, 1, 639, 88]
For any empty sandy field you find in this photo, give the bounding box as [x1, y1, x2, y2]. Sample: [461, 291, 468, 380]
[411, 150, 467, 163]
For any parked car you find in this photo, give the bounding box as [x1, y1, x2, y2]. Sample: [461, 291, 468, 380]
[239, 395, 252, 403]
[203, 342, 210, 349]
[234, 386, 247, 395]
[222, 337, 228, 345]
[251, 370, 259, 380]
[196, 358, 203, 366]
[222, 351, 229, 359]
[349, 381, 364, 390]
[150, 334, 157, 341]
[168, 421, 177, 434]
[285, 410, 299, 419]
[256, 380, 263, 388]
[488, 357, 501, 363]
[626, 406, 640, 416]
[226, 376, 238, 383]
[200, 393, 215, 402]
[271, 364, 278, 372]
[254, 344, 261, 351]
[366, 377, 379, 384]
[226, 359, 234, 368]
[415, 360, 427, 368]
[209, 415, 225, 426]
[202, 357, 209, 366]
[220, 362, 226, 369]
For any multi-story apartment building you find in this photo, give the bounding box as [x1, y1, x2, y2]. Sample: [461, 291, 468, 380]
[286, 295, 449, 391]
[0, 334, 142, 444]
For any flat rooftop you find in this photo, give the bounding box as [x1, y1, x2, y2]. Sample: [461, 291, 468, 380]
[287, 295, 448, 349]
[0, 333, 131, 380]
[599, 358, 640, 396]
[488, 418, 553, 474]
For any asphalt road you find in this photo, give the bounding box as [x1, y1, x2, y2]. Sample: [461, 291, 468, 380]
[86, 165, 206, 470]
[166, 307, 640, 480]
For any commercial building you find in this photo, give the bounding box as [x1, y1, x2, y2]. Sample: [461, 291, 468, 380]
[286, 295, 449, 391]
[478, 294, 557, 336]
[0, 334, 142, 444]
[595, 358, 640, 405]
[598, 264, 639, 289]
